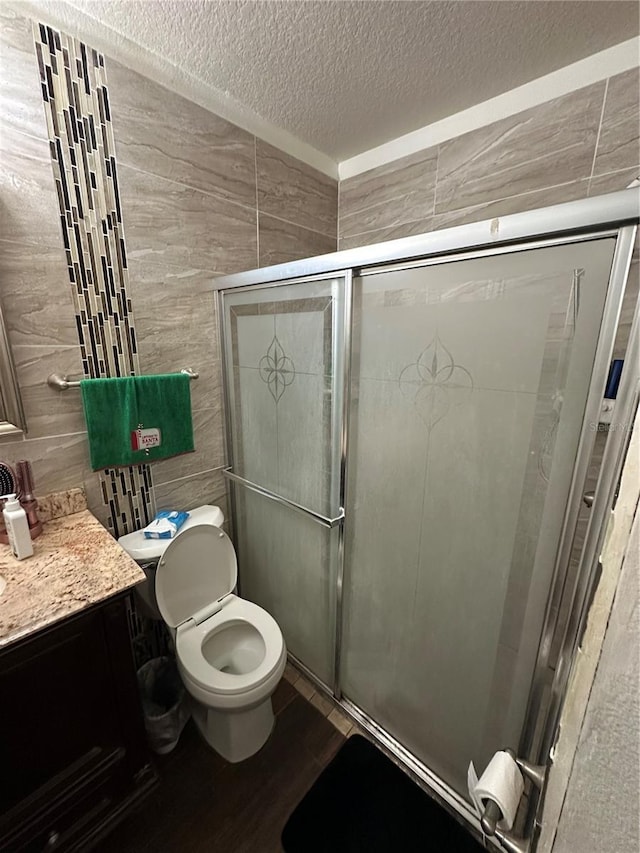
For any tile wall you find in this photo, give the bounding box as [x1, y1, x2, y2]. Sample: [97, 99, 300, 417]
[338, 70, 640, 247]
[0, 6, 337, 532]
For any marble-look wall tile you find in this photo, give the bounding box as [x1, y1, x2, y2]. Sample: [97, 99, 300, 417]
[0, 431, 90, 495]
[119, 164, 257, 275]
[338, 216, 434, 251]
[0, 241, 78, 347]
[258, 213, 336, 267]
[593, 68, 640, 177]
[129, 260, 220, 410]
[107, 59, 256, 208]
[0, 122, 62, 249]
[435, 82, 605, 214]
[0, 7, 48, 140]
[431, 179, 590, 232]
[154, 467, 227, 514]
[13, 345, 86, 439]
[257, 140, 337, 237]
[151, 407, 225, 486]
[339, 146, 438, 239]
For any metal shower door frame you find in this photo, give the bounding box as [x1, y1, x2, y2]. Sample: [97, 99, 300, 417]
[217, 270, 353, 696]
[215, 188, 639, 848]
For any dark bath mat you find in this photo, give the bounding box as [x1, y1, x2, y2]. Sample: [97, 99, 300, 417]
[281, 735, 485, 853]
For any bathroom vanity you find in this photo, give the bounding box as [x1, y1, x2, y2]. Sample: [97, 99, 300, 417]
[0, 495, 156, 851]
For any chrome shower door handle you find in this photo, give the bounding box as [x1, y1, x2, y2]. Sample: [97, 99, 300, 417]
[583, 491, 595, 508]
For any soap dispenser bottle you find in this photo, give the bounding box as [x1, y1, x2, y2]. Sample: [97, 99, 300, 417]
[2, 493, 34, 559]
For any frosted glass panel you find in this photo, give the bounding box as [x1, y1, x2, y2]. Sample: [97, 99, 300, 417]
[223, 279, 345, 516]
[342, 239, 616, 799]
[222, 277, 346, 684]
[234, 487, 339, 685]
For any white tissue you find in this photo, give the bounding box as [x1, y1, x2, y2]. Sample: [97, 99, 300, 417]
[467, 751, 524, 831]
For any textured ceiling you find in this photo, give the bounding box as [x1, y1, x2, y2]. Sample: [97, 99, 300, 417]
[58, 0, 639, 160]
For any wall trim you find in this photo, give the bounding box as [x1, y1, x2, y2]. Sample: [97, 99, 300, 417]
[339, 37, 640, 180]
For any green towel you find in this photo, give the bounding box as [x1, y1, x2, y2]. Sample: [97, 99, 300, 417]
[80, 374, 195, 471]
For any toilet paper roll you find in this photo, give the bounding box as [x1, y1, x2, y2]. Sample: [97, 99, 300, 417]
[472, 751, 524, 831]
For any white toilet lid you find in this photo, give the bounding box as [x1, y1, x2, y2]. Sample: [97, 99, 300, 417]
[156, 525, 238, 628]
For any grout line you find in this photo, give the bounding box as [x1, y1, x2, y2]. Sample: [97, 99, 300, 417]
[340, 176, 593, 243]
[588, 77, 610, 193]
[119, 160, 259, 215]
[432, 145, 441, 215]
[258, 209, 338, 241]
[336, 177, 341, 246]
[254, 136, 260, 266]
[119, 160, 336, 242]
[23, 430, 87, 441]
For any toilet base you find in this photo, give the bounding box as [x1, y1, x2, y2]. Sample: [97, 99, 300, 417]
[190, 695, 275, 763]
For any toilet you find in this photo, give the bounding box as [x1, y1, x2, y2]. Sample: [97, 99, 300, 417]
[118, 505, 286, 763]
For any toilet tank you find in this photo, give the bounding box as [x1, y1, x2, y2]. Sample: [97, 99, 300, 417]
[118, 504, 224, 563]
[117, 505, 225, 620]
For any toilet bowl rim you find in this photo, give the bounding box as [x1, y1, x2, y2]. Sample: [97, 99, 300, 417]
[176, 595, 285, 696]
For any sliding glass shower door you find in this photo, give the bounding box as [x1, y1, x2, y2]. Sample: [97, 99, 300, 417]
[341, 238, 617, 801]
[221, 277, 347, 686]
[217, 198, 635, 832]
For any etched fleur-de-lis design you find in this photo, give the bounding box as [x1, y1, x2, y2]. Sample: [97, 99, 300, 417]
[259, 336, 295, 402]
[399, 334, 473, 432]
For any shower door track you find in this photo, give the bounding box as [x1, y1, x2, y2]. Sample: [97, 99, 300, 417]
[216, 188, 640, 850]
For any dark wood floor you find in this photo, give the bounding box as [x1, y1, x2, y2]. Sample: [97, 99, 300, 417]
[97, 679, 345, 853]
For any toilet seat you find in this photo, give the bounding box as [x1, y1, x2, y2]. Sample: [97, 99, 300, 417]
[155, 524, 285, 699]
[176, 595, 285, 696]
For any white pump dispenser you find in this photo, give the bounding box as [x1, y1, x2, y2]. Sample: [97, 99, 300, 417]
[2, 493, 33, 559]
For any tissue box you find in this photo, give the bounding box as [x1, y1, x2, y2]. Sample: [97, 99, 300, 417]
[143, 510, 189, 539]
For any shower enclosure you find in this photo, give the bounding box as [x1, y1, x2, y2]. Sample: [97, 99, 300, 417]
[215, 190, 639, 846]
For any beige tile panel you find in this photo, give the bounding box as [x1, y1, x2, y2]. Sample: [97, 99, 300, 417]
[338, 216, 434, 251]
[119, 165, 258, 275]
[107, 59, 256, 208]
[0, 122, 62, 249]
[0, 8, 48, 141]
[431, 179, 590, 231]
[14, 345, 86, 439]
[435, 82, 605, 214]
[150, 407, 225, 486]
[258, 213, 336, 267]
[0, 240, 77, 347]
[153, 467, 227, 513]
[339, 146, 438, 238]
[340, 146, 438, 218]
[593, 68, 640, 177]
[129, 261, 221, 411]
[257, 140, 337, 237]
[0, 431, 90, 495]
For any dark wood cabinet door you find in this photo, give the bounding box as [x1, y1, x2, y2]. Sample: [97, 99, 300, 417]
[0, 596, 156, 851]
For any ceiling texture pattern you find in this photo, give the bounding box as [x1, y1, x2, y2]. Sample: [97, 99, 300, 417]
[34, 0, 640, 161]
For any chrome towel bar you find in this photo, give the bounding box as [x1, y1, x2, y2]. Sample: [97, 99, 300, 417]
[222, 466, 345, 529]
[47, 368, 199, 390]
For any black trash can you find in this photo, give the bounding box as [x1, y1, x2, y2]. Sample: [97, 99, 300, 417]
[137, 656, 191, 754]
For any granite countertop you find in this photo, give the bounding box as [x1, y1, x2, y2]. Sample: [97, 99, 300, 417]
[0, 497, 145, 649]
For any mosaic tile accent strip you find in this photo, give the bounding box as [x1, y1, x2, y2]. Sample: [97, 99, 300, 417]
[34, 23, 153, 537]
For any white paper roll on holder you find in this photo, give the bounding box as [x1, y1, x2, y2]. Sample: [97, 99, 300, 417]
[480, 748, 547, 853]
